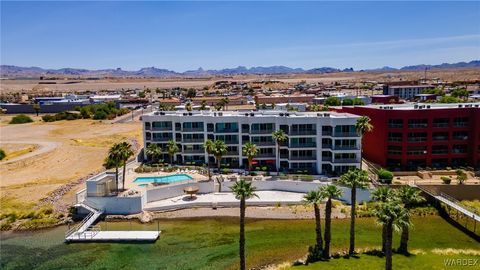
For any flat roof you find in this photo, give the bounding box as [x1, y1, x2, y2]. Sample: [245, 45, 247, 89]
[144, 110, 359, 119]
[388, 85, 433, 89]
[347, 102, 480, 110]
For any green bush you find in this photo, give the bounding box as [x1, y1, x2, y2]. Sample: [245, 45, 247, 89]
[42, 112, 81, 122]
[93, 110, 108, 120]
[9, 114, 33, 124]
[0, 149, 5, 161]
[377, 168, 393, 184]
[441, 176, 451, 184]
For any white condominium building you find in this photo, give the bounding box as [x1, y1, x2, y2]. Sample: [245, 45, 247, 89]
[142, 110, 362, 175]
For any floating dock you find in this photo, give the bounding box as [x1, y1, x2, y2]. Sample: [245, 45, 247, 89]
[65, 231, 160, 243]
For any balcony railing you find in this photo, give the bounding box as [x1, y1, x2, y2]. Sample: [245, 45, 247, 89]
[334, 158, 359, 163]
[151, 126, 173, 131]
[290, 156, 316, 161]
[432, 123, 449, 128]
[322, 144, 333, 149]
[257, 153, 276, 158]
[432, 136, 448, 141]
[183, 148, 204, 154]
[290, 143, 317, 148]
[408, 124, 428, 128]
[453, 122, 468, 127]
[407, 137, 427, 142]
[388, 124, 403, 129]
[322, 131, 333, 136]
[322, 156, 332, 162]
[333, 145, 358, 150]
[453, 135, 468, 140]
[152, 137, 173, 142]
[182, 127, 204, 132]
[387, 151, 402, 155]
[388, 137, 402, 142]
[254, 141, 276, 146]
[225, 151, 239, 156]
[250, 129, 274, 135]
[290, 130, 317, 136]
[432, 150, 448, 155]
[216, 129, 239, 133]
[334, 132, 358, 137]
[182, 138, 205, 143]
[223, 140, 239, 144]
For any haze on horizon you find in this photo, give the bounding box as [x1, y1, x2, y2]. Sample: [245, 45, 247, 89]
[1, 1, 479, 72]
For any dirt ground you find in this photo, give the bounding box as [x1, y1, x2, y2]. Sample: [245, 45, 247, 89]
[0, 116, 142, 214]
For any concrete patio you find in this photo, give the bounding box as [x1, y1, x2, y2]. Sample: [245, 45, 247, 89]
[144, 190, 306, 211]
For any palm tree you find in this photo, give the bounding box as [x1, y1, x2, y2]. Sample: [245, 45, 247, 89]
[372, 187, 396, 253]
[396, 186, 425, 254]
[200, 100, 208, 110]
[213, 140, 227, 171]
[319, 185, 343, 259]
[230, 179, 258, 270]
[374, 200, 408, 270]
[272, 129, 287, 174]
[185, 102, 193, 111]
[303, 190, 324, 250]
[104, 143, 123, 193]
[118, 142, 134, 191]
[204, 139, 216, 181]
[32, 103, 40, 116]
[222, 97, 230, 110]
[338, 169, 369, 255]
[355, 116, 373, 170]
[146, 143, 162, 163]
[242, 142, 258, 173]
[166, 140, 179, 165]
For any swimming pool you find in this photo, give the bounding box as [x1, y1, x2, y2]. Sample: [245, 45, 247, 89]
[134, 174, 193, 185]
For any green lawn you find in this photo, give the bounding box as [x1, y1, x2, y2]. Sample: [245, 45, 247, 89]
[1, 216, 478, 270]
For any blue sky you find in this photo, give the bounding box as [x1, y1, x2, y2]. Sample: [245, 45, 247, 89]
[1, 1, 479, 71]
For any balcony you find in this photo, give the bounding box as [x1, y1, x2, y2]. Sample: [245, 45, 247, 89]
[388, 137, 402, 142]
[322, 156, 332, 162]
[225, 151, 239, 156]
[250, 129, 274, 135]
[151, 126, 173, 131]
[290, 130, 317, 136]
[387, 151, 402, 156]
[408, 124, 428, 129]
[453, 135, 468, 140]
[290, 142, 317, 148]
[182, 138, 205, 143]
[432, 136, 448, 141]
[432, 150, 448, 155]
[280, 153, 289, 159]
[322, 144, 333, 149]
[290, 156, 316, 161]
[334, 132, 357, 137]
[257, 153, 276, 158]
[183, 149, 205, 154]
[215, 129, 239, 133]
[334, 158, 359, 163]
[223, 140, 239, 145]
[254, 141, 276, 146]
[432, 123, 449, 128]
[182, 127, 204, 132]
[322, 130, 333, 136]
[388, 124, 403, 129]
[453, 122, 468, 128]
[333, 145, 358, 150]
[152, 137, 173, 142]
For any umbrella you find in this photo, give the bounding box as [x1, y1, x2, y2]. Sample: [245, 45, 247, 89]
[183, 186, 200, 199]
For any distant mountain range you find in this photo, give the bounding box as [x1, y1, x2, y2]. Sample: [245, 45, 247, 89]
[1, 60, 478, 78]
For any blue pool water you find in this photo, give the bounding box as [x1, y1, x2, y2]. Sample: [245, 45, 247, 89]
[134, 174, 193, 185]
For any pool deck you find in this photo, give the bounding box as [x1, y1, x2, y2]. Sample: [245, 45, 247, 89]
[144, 190, 305, 211]
[66, 231, 160, 243]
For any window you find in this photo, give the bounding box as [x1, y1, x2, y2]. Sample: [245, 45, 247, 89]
[432, 132, 449, 141]
[152, 121, 173, 130]
[251, 123, 274, 134]
[388, 132, 402, 142]
[452, 145, 467, 154]
[452, 131, 468, 140]
[322, 126, 333, 135]
[388, 119, 403, 128]
[291, 124, 316, 135]
[182, 122, 204, 131]
[215, 122, 238, 133]
[291, 137, 316, 147]
[387, 145, 402, 155]
[432, 118, 449, 128]
[407, 132, 427, 142]
[251, 136, 274, 146]
[453, 117, 468, 127]
[432, 145, 448, 155]
[408, 119, 428, 128]
[406, 146, 426, 155]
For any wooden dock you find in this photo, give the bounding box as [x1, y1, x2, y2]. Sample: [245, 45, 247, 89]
[66, 231, 160, 243]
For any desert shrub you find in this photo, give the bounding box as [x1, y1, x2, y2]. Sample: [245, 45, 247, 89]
[9, 114, 33, 124]
[93, 110, 108, 120]
[0, 149, 5, 160]
[41, 115, 56, 122]
[377, 168, 393, 184]
[306, 244, 323, 263]
[441, 176, 452, 184]
[456, 169, 467, 184]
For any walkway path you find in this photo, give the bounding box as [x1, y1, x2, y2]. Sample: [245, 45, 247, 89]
[0, 140, 60, 164]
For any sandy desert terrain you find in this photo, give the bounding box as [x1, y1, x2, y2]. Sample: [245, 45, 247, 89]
[0, 116, 142, 218]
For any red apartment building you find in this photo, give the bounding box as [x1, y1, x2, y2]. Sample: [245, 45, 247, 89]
[339, 103, 480, 170]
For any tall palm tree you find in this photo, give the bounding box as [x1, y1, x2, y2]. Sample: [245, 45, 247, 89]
[272, 129, 287, 174]
[222, 97, 230, 110]
[118, 142, 134, 191]
[338, 169, 369, 255]
[355, 116, 373, 170]
[242, 142, 258, 173]
[204, 139, 215, 181]
[166, 140, 179, 165]
[319, 185, 343, 259]
[146, 143, 162, 163]
[303, 190, 324, 250]
[104, 143, 123, 193]
[396, 186, 425, 254]
[372, 186, 396, 253]
[374, 200, 408, 270]
[230, 179, 258, 270]
[213, 140, 228, 171]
